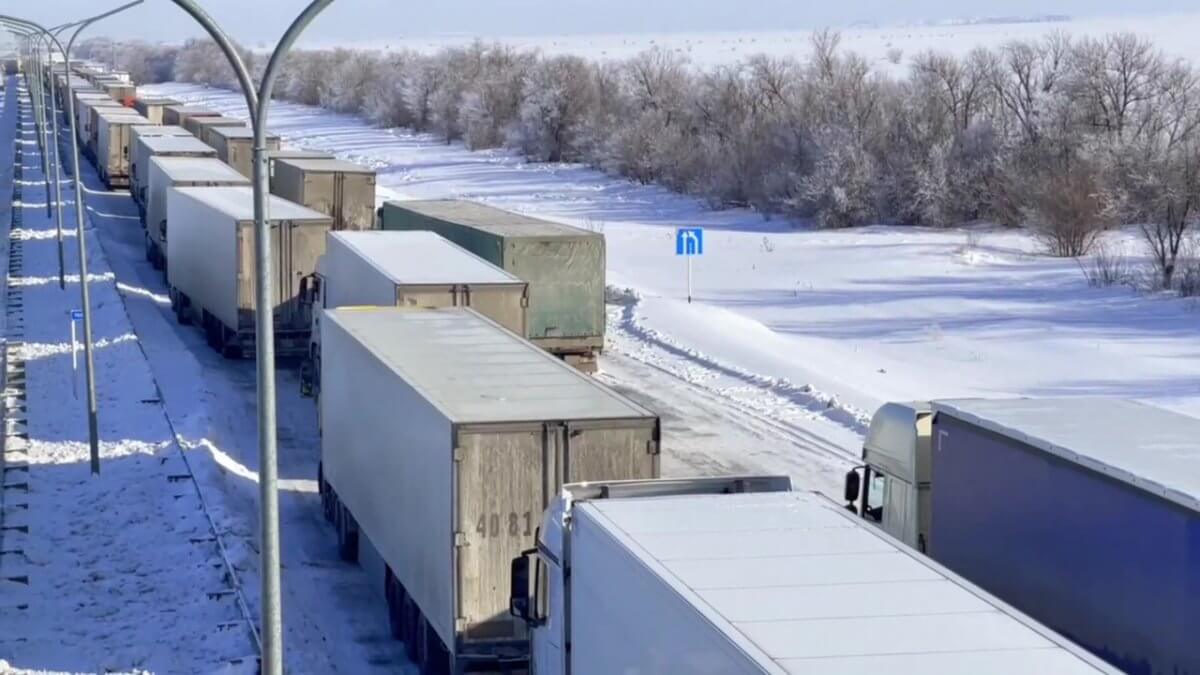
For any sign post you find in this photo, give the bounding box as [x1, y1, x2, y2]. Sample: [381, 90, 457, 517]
[70, 308, 82, 398]
[675, 227, 704, 303]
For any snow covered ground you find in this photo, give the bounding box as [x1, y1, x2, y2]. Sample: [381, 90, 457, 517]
[0, 78, 257, 673]
[143, 81, 1200, 435]
[324, 13, 1200, 71]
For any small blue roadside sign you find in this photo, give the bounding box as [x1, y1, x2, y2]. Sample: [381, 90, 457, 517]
[675, 227, 704, 256]
[70, 309, 83, 321]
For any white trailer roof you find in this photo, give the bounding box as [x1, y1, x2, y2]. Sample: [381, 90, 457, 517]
[584, 490, 1113, 674]
[278, 157, 374, 174]
[150, 156, 250, 183]
[131, 125, 192, 137]
[171, 186, 331, 223]
[326, 307, 655, 424]
[140, 135, 216, 154]
[210, 126, 281, 141]
[932, 398, 1200, 512]
[386, 199, 596, 239]
[331, 231, 521, 286]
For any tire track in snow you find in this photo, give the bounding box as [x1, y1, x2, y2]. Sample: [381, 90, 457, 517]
[605, 289, 863, 467]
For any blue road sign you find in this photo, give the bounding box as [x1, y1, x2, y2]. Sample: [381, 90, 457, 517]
[70, 309, 83, 321]
[675, 227, 704, 256]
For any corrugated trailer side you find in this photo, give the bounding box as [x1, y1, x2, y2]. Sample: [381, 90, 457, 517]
[320, 307, 658, 672]
[132, 135, 216, 208]
[929, 399, 1200, 675]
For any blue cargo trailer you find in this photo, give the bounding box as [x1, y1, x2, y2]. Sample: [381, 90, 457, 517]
[927, 398, 1200, 675]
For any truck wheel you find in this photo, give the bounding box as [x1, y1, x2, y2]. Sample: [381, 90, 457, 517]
[401, 593, 420, 662]
[175, 293, 191, 326]
[385, 568, 406, 640]
[144, 233, 153, 263]
[336, 503, 358, 562]
[318, 462, 333, 523]
[422, 623, 450, 675]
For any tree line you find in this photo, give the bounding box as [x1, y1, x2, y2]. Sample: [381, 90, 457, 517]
[78, 31, 1200, 292]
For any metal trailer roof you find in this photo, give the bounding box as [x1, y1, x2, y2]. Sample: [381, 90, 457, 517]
[135, 97, 179, 105]
[96, 111, 149, 124]
[166, 104, 217, 114]
[585, 490, 1115, 674]
[932, 398, 1200, 513]
[210, 126, 281, 142]
[386, 199, 596, 239]
[267, 149, 332, 161]
[278, 157, 375, 174]
[131, 124, 193, 137]
[331, 231, 522, 285]
[140, 135, 216, 154]
[171, 186, 331, 223]
[150, 156, 250, 183]
[325, 307, 654, 424]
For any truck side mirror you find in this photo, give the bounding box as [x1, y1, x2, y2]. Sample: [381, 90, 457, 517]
[509, 550, 533, 622]
[844, 468, 861, 505]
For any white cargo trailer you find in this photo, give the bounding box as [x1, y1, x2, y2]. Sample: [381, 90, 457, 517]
[208, 126, 282, 178]
[185, 116, 246, 147]
[145, 157, 249, 272]
[271, 157, 377, 231]
[510, 477, 1119, 675]
[132, 96, 179, 124]
[167, 186, 332, 358]
[130, 125, 198, 207]
[162, 104, 219, 128]
[319, 306, 660, 674]
[299, 230, 529, 397]
[132, 134, 217, 209]
[96, 110, 151, 188]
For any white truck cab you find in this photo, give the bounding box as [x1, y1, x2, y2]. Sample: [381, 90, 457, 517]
[844, 401, 932, 550]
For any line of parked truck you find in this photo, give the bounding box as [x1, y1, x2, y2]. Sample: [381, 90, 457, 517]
[41, 63, 1197, 675]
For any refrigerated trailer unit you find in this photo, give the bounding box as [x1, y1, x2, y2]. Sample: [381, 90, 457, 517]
[512, 477, 1116, 675]
[145, 157, 250, 272]
[379, 200, 605, 371]
[95, 110, 151, 188]
[132, 134, 217, 209]
[167, 186, 332, 358]
[162, 104, 220, 128]
[300, 230, 529, 397]
[132, 96, 180, 124]
[319, 306, 660, 674]
[271, 158, 377, 231]
[130, 126, 198, 206]
[849, 397, 1200, 675]
[186, 116, 247, 147]
[208, 125, 282, 178]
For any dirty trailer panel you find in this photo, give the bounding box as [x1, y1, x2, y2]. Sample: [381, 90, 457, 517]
[272, 157, 377, 231]
[96, 111, 151, 188]
[209, 125, 282, 179]
[320, 307, 658, 668]
[379, 200, 605, 360]
[167, 186, 332, 355]
[162, 104, 219, 128]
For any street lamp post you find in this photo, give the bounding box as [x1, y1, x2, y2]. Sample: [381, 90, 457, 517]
[164, 3, 334, 672]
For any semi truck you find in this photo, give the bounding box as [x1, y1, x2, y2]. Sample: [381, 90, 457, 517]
[379, 200, 605, 372]
[95, 110, 151, 189]
[511, 476, 1117, 675]
[144, 157, 250, 272]
[298, 230, 529, 399]
[186, 116, 246, 147]
[132, 96, 179, 124]
[162, 104, 219, 128]
[130, 126, 202, 207]
[207, 126, 282, 178]
[271, 157, 377, 231]
[166, 186, 332, 358]
[319, 306, 659, 675]
[845, 397, 1200, 675]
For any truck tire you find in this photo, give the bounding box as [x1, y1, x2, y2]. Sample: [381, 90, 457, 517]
[318, 462, 334, 523]
[401, 592, 420, 662]
[385, 568, 406, 640]
[175, 292, 191, 326]
[423, 623, 450, 675]
[336, 503, 358, 562]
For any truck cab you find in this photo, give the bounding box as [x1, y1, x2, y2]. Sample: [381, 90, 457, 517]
[845, 401, 932, 551]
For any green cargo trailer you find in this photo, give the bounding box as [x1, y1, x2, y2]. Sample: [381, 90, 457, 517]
[379, 199, 604, 371]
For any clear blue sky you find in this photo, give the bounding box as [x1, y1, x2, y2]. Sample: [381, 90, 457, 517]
[3, 0, 1195, 44]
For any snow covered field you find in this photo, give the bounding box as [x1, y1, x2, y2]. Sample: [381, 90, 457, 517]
[326, 13, 1200, 70]
[143, 82, 1200, 431]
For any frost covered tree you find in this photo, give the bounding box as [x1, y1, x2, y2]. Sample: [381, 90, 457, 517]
[508, 55, 596, 162]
